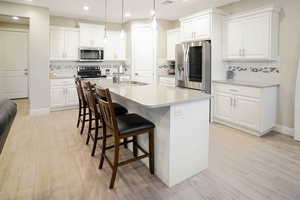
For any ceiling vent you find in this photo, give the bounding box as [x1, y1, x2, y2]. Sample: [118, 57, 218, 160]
[160, 0, 176, 5]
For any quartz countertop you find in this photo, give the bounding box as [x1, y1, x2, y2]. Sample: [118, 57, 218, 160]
[90, 80, 211, 108]
[213, 80, 280, 88]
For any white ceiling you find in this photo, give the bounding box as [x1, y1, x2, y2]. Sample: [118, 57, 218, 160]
[2, 0, 240, 23]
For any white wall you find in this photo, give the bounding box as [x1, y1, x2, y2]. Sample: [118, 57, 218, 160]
[0, 2, 50, 115]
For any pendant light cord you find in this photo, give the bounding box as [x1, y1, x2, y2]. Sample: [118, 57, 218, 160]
[122, 0, 124, 28]
[105, 0, 107, 35]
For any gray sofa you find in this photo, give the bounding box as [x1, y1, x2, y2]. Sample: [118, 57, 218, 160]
[0, 99, 17, 154]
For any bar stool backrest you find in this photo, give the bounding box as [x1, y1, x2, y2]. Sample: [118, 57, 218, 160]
[75, 77, 86, 103]
[83, 81, 98, 115]
[96, 88, 120, 137]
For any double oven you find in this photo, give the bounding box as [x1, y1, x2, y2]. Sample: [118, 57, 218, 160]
[175, 40, 211, 93]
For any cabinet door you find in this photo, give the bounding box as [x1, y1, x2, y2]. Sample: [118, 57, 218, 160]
[64, 30, 79, 60]
[66, 87, 79, 106]
[181, 19, 194, 41]
[243, 14, 269, 59]
[194, 15, 210, 39]
[51, 87, 66, 108]
[104, 31, 126, 60]
[234, 96, 260, 131]
[93, 27, 105, 47]
[167, 31, 177, 60]
[223, 20, 244, 59]
[214, 92, 234, 122]
[50, 29, 65, 60]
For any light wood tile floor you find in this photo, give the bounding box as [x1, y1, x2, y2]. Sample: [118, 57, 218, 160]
[1, 99, 300, 200]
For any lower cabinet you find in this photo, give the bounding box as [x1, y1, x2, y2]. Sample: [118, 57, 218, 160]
[51, 79, 78, 110]
[213, 83, 277, 136]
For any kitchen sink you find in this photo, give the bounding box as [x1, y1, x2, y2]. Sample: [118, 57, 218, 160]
[120, 81, 148, 86]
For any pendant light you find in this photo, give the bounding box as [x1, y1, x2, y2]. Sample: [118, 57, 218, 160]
[104, 0, 108, 43]
[120, 0, 125, 39]
[152, 0, 158, 30]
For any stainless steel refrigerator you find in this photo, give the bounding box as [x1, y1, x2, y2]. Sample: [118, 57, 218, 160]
[175, 40, 211, 93]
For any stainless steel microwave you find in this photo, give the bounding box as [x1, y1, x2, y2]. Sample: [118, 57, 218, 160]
[79, 47, 104, 62]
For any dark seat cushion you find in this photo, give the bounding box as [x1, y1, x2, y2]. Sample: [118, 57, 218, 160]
[117, 114, 155, 136]
[112, 103, 128, 116]
[0, 99, 17, 154]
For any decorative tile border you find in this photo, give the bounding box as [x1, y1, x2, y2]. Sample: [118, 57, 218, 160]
[228, 66, 280, 73]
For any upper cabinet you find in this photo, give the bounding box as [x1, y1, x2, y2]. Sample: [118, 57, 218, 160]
[79, 23, 105, 47]
[223, 6, 280, 61]
[180, 10, 212, 42]
[50, 27, 79, 61]
[166, 29, 180, 60]
[104, 31, 126, 61]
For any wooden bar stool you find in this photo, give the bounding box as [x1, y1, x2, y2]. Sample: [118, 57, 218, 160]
[83, 82, 128, 156]
[75, 77, 90, 135]
[96, 88, 155, 189]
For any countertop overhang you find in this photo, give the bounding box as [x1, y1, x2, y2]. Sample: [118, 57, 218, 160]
[213, 80, 280, 88]
[90, 80, 211, 108]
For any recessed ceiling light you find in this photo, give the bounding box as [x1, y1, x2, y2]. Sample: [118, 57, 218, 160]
[125, 13, 131, 17]
[26, 0, 33, 2]
[83, 6, 89, 11]
[12, 16, 19, 20]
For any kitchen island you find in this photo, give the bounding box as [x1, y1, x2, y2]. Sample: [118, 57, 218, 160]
[90, 80, 211, 187]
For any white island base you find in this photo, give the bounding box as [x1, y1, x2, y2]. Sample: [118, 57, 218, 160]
[111, 93, 210, 187]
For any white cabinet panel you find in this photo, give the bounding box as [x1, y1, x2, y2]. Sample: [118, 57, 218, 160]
[104, 31, 126, 60]
[79, 23, 105, 47]
[194, 15, 210, 39]
[66, 87, 79, 106]
[223, 7, 279, 61]
[51, 87, 66, 108]
[243, 14, 269, 59]
[224, 20, 243, 59]
[214, 92, 234, 122]
[64, 30, 79, 60]
[50, 27, 79, 61]
[234, 96, 260, 130]
[181, 19, 194, 41]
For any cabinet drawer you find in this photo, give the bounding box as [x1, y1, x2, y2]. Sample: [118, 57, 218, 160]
[51, 79, 75, 87]
[214, 83, 261, 98]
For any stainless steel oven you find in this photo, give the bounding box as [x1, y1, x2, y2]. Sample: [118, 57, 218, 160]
[175, 40, 211, 93]
[79, 47, 104, 62]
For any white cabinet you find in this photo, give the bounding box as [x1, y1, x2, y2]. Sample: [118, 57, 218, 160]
[213, 83, 278, 136]
[79, 23, 105, 47]
[223, 6, 279, 61]
[167, 29, 180, 60]
[51, 79, 78, 110]
[180, 10, 211, 42]
[104, 31, 126, 60]
[159, 76, 176, 87]
[50, 27, 79, 61]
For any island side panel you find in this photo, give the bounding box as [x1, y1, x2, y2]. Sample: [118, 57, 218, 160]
[169, 99, 210, 187]
[110, 93, 171, 186]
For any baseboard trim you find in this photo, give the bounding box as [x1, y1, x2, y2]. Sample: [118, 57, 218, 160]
[30, 107, 50, 116]
[273, 125, 294, 137]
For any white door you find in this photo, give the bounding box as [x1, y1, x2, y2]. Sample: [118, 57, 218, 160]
[194, 15, 210, 39]
[224, 20, 244, 59]
[243, 14, 269, 59]
[0, 30, 28, 99]
[64, 29, 79, 60]
[234, 96, 260, 131]
[51, 88, 66, 107]
[66, 87, 79, 106]
[214, 92, 234, 122]
[131, 24, 155, 83]
[50, 29, 65, 60]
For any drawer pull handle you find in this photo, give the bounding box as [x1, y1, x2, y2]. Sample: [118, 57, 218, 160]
[229, 89, 239, 92]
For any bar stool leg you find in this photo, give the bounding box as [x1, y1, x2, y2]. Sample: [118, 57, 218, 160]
[149, 129, 155, 175]
[133, 136, 138, 157]
[86, 110, 92, 145]
[80, 106, 86, 135]
[109, 139, 120, 189]
[91, 117, 99, 157]
[77, 100, 82, 128]
[99, 125, 107, 169]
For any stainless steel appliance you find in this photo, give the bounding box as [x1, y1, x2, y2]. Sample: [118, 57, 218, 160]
[79, 47, 104, 62]
[77, 65, 106, 79]
[175, 40, 211, 93]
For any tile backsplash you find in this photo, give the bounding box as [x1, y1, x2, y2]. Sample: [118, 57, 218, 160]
[225, 62, 280, 84]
